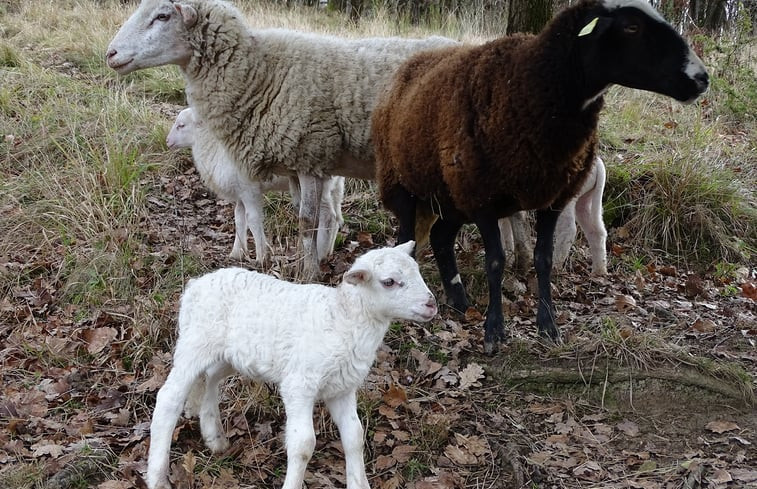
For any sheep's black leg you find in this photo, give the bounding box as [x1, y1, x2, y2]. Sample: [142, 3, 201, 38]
[384, 186, 416, 247]
[476, 217, 507, 354]
[429, 217, 468, 313]
[534, 208, 561, 342]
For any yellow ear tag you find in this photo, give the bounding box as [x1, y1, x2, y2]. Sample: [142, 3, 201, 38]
[578, 17, 599, 37]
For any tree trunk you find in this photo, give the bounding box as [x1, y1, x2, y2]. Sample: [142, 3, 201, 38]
[508, 0, 555, 34]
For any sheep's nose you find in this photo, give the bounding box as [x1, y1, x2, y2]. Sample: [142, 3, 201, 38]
[694, 70, 709, 92]
[106, 48, 117, 60]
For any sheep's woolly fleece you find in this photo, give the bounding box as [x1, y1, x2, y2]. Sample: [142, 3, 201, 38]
[180, 0, 458, 180]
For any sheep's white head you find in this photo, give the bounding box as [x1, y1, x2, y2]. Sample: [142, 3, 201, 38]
[166, 107, 196, 149]
[106, 0, 198, 74]
[343, 241, 437, 323]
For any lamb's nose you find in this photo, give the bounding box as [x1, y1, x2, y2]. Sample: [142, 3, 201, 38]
[106, 48, 117, 60]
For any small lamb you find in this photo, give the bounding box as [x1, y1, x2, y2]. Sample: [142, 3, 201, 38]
[146, 241, 437, 489]
[500, 155, 608, 275]
[167, 107, 345, 264]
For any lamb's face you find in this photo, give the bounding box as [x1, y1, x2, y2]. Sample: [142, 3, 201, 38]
[166, 108, 195, 149]
[345, 242, 437, 323]
[106, 0, 197, 75]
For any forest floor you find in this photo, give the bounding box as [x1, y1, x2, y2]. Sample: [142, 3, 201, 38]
[1, 159, 755, 489]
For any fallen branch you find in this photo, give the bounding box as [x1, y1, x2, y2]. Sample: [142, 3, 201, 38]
[485, 365, 754, 405]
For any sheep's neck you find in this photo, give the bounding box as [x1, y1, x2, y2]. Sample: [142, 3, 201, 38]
[182, 9, 280, 178]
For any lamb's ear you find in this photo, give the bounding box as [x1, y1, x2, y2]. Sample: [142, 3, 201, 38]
[395, 240, 416, 256]
[344, 268, 372, 286]
[174, 3, 198, 27]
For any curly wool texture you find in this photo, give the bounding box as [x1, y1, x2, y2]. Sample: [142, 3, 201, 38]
[181, 0, 458, 180]
[373, 4, 602, 219]
[145, 243, 437, 489]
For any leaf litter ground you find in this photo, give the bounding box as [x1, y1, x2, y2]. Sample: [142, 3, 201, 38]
[1, 157, 755, 489]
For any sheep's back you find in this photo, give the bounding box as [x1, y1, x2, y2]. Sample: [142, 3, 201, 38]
[374, 35, 598, 217]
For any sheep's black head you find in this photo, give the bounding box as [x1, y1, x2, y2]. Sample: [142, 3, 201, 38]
[576, 0, 708, 104]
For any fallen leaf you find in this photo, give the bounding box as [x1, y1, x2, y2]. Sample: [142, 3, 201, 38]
[391, 444, 414, 463]
[357, 231, 373, 247]
[382, 384, 407, 408]
[705, 420, 740, 434]
[458, 363, 485, 390]
[374, 454, 396, 470]
[81, 326, 118, 354]
[31, 442, 64, 458]
[443, 443, 478, 465]
[691, 318, 717, 333]
[616, 419, 640, 437]
[741, 282, 756, 300]
[614, 294, 637, 312]
[731, 468, 757, 482]
[464, 307, 483, 322]
[707, 469, 733, 484]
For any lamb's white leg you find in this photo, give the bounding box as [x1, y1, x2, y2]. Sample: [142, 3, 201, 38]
[331, 177, 345, 228]
[198, 362, 235, 454]
[510, 211, 532, 273]
[316, 178, 339, 261]
[229, 202, 248, 260]
[280, 392, 316, 489]
[553, 201, 578, 271]
[297, 173, 323, 279]
[238, 185, 269, 267]
[576, 157, 608, 275]
[498, 217, 514, 265]
[146, 358, 212, 489]
[183, 375, 205, 419]
[326, 391, 369, 489]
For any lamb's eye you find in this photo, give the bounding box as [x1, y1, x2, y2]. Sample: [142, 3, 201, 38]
[381, 278, 396, 288]
[155, 13, 170, 22]
[623, 23, 640, 35]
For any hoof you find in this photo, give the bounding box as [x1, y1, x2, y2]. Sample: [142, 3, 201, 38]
[207, 436, 230, 454]
[483, 340, 498, 356]
[538, 328, 561, 344]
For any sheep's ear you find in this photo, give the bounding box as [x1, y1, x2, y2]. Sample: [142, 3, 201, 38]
[344, 268, 371, 286]
[174, 3, 197, 27]
[395, 240, 415, 256]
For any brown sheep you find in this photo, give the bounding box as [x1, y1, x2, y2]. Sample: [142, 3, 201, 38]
[372, 0, 709, 353]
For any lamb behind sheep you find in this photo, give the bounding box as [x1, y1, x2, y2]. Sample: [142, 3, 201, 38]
[146, 241, 437, 489]
[373, 0, 708, 352]
[166, 107, 344, 265]
[106, 0, 458, 277]
[500, 155, 608, 275]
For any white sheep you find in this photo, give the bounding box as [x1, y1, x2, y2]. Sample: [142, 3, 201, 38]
[166, 107, 345, 265]
[106, 0, 458, 277]
[499, 155, 608, 275]
[146, 241, 437, 489]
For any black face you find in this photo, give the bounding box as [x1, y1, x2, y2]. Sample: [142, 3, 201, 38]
[581, 6, 708, 102]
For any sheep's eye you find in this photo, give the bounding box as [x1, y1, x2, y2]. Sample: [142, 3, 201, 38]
[623, 23, 640, 35]
[381, 278, 396, 288]
[155, 13, 170, 22]
[177, 123, 185, 129]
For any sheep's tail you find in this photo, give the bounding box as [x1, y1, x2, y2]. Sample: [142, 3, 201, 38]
[414, 204, 438, 250]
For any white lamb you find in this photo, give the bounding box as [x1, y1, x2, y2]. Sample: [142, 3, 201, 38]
[106, 0, 458, 277]
[167, 107, 345, 264]
[146, 241, 437, 489]
[499, 156, 608, 275]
